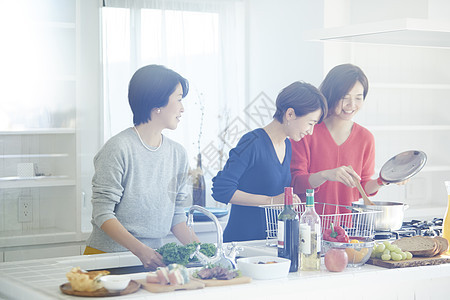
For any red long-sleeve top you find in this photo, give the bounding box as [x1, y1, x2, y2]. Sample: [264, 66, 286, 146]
[290, 122, 376, 216]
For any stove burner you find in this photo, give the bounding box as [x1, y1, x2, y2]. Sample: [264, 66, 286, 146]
[422, 229, 440, 237]
[373, 218, 443, 240]
[374, 232, 393, 240]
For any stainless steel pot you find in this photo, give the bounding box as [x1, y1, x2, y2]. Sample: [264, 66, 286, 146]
[352, 201, 409, 231]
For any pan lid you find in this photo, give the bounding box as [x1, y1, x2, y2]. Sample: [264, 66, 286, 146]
[379, 150, 427, 183]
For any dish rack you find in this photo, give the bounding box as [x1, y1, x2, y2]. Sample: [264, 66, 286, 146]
[261, 202, 381, 243]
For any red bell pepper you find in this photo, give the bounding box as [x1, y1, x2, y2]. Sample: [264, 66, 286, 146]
[323, 223, 349, 243]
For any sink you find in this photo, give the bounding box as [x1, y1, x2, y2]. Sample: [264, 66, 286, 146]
[87, 262, 204, 275]
[225, 240, 277, 258]
[88, 265, 151, 275]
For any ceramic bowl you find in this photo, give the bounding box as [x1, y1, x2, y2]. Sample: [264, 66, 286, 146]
[236, 256, 290, 280]
[100, 275, 131, 292]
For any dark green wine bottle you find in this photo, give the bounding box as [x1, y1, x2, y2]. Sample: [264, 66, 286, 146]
[277, 187, 299, 272]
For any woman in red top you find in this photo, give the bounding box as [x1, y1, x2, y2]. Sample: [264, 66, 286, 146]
[290, 64, 391, 215]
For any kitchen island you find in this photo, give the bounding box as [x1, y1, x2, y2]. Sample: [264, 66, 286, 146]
[1, 242, 449, 300]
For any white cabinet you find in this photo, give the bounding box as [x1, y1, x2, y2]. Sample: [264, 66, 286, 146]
[313, 1, 450, 220]
[0, 0, 101, 256]
[0, 130, 79, 248]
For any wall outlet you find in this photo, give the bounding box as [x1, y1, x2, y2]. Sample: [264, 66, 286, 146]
[18, 196, 33, 223]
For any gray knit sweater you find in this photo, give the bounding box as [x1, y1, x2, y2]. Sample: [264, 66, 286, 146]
[86, 127, 190, 252]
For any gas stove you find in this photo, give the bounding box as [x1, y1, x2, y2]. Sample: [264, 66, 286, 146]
[373, 218, 443, 240]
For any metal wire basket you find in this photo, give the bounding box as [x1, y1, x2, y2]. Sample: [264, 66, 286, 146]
[261, 202, 381, 243]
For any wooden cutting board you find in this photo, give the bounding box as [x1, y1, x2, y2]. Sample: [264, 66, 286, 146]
[192, 276, 252, 287]
[367, 255, 450, 268]
[60, 280, 140, 297]
[136, 279, 205, 293]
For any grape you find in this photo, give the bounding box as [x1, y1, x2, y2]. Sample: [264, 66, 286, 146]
[392, 247, 403, 254]
[375, 243, 386, 253]
[381, 253, 391, 261]
[391, 252, 402, 261]
[400, 252, 407, 260]
[373, 242, 414, 262]
[387, 244, 398, 251]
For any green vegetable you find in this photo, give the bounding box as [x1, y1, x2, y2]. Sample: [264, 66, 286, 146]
[157, 242, 216, 266]
[199, 243, 216, 257]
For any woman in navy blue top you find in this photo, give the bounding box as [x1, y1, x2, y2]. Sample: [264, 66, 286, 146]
[212, 82, 328, 242]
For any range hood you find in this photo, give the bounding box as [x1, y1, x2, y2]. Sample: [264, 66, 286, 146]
[308, 18, 450, 48]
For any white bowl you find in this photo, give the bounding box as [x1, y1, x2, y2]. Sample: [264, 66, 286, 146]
[236, 256, 290, 280]
[100, 275, 131, 292]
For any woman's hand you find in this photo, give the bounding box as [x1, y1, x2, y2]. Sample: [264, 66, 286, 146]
[321, 165, 360, 187]
[394, 179, 410, 185]
[379, 178, 410, 186]
[133, 244, 165, 270]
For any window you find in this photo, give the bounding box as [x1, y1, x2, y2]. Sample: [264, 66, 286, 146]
[102, 0, 245, 203]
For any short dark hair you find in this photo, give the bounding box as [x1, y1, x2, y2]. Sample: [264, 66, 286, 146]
[273, 81, 328, 124]
[319, 64, 368, 116]
[128, 65, 189, 125]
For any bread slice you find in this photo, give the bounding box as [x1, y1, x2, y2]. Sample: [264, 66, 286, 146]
[435, 236, 449, 255]
[432, 238, 441, 256]
[392, 236, 438, 257]
[66, 267, 110, 292]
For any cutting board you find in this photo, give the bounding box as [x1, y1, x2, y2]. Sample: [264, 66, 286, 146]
[192, 276, 252, 287]
[367, 255, 450, 268]
[136, 279, 205, 293]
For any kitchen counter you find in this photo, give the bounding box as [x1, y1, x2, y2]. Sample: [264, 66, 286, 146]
[1, 242, 450, 300]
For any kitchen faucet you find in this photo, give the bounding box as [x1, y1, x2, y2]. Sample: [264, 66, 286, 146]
[187, 205, 241, 269]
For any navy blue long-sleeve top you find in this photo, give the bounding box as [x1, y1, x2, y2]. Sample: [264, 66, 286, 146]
[212, 128, 292, 242]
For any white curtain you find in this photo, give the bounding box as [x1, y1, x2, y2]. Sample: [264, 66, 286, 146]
[102, 0, 245, 205]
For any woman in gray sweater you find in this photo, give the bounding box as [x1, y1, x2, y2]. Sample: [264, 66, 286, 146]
[84, 65, 199, 269]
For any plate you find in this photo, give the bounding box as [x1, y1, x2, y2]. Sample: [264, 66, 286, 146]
[60, 280, 140, 297]
[379, 150, 427, 183]
[185, 207, 229, 222]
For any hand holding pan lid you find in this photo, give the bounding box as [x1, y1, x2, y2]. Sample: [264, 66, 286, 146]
[379, 150, 427, 183]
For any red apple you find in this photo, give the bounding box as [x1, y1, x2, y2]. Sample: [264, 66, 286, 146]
[324, 248, 348, 272]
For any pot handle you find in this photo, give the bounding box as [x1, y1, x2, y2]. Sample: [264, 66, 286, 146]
[403, 203, 409, 211]
[346, 205, 365, 213]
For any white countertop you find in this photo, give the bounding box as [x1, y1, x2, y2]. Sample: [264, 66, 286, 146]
[1, 242, 450, 300]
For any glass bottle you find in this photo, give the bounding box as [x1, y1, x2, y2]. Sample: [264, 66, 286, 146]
[192, 153, 206, 207]
[300, 189, 321, 271]
[277, 187, 299, 272]
[443, 181, 450, 254]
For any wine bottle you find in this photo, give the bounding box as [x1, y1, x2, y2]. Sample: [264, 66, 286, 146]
[299, 189, 321, 271]
[443, 181, 450, 255]
[192, 153, 206, 206]
[277, 187, 299, 272]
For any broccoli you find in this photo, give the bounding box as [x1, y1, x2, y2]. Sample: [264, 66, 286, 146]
[199, 243, 216, 257]
[156, 242, 217, 266]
